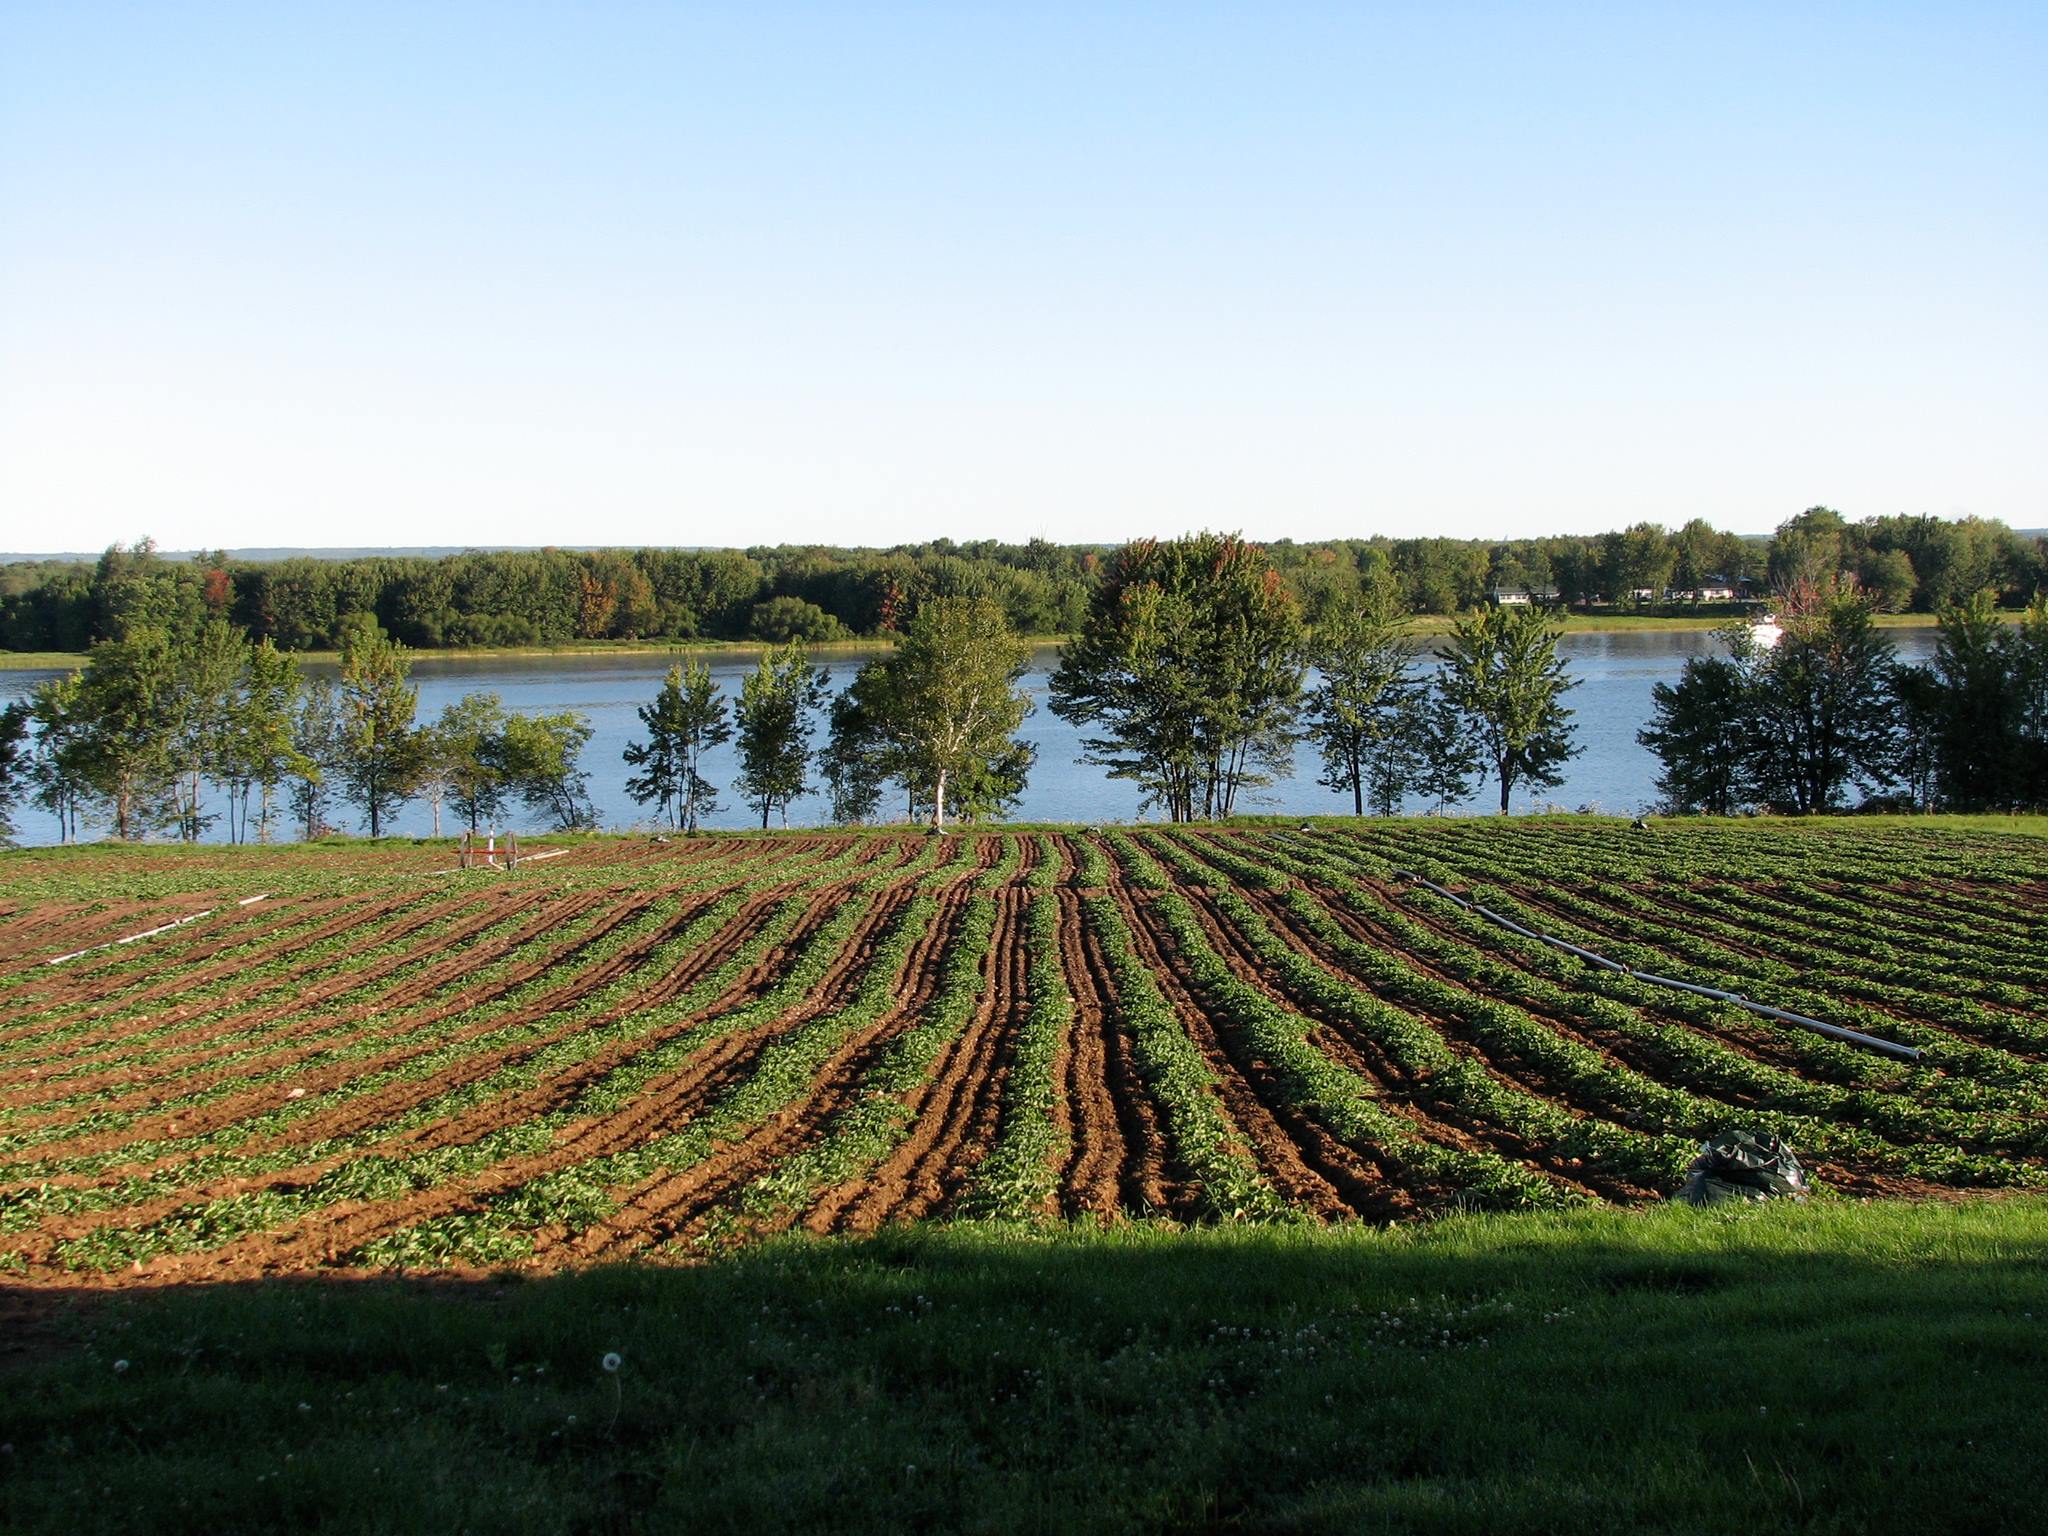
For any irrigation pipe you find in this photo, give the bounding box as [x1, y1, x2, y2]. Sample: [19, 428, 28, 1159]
[1393, 871, 1922, 1063]
[43, 894, 271, 967]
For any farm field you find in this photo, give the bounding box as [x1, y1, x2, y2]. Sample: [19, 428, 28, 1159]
[2, 817, 2046, 1285]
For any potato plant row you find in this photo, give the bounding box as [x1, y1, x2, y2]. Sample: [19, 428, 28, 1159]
[0, 818, 2040, 1283]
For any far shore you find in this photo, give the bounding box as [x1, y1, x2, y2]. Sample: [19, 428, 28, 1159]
[0, 609, 1968, 673]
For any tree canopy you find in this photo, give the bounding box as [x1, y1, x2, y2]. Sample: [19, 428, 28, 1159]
[1440, 604, 1580, 814]
[1051, 533, 1305, 822]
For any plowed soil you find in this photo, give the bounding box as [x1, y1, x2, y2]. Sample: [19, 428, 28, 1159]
[3, 820, 2042, 1289]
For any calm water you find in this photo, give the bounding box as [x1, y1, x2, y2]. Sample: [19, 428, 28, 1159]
[0, 631, 1940, 845]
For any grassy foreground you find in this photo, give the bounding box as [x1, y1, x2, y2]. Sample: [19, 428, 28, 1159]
[4, 1199, 2044, 1534]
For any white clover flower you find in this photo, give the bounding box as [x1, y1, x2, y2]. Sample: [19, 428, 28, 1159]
[113, 1360, 130, 1374]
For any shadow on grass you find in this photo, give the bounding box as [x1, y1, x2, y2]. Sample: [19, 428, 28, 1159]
[3, 1202, 2046, 1535]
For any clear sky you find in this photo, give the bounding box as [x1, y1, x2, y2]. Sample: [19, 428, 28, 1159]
[2, 2, 2042, 554]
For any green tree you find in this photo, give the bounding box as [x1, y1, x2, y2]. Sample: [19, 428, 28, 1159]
[1305, 583, 1418, 816]
[859, 596, 1034, 827]
[28, 672, 90, 843]
[1051, 533, 1305, 822]
[1744, 588, 1899, 814]
[290, 679, 345, 840]
[223, 640, 305, 843]
[502, 711, 595, 830]
[1440, 604, 1580, 814]
[2018, 596, 2048, 807]
[1410, 680, 1480, 814]
[0, 701, 29, 844]
[70, 626, 183, 838]
[335, 614, 421, 837]
[623, 662, 730, 832]
[168, 619, 250, 842]
[428, 692, 514, 835]
[735, 643, 829, 828]
[1768, 507, 1849, 591]
[1638, 648, 1755, 815]
[820, 684, 892, 824]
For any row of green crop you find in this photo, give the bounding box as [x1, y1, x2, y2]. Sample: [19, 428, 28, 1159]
[0, 891, 569, 1111]
[731, 893, 1004, 1226]
[956, 892, 1075, 1220]
[0, 836, 905, 1206]
[1361, 829, 2048, 1082]
[26, 840, 964, 1269]
[1121, 834, 1590, 1210]
[352, 890, 952, 1268]
[1077, 886, 1286, 1222]
[1255, 833, 2048, 1183]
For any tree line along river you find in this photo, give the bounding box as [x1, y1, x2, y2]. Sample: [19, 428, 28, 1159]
[0, 629, 1942, 846]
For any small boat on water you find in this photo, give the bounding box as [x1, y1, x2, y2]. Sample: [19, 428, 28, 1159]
[1748, 612, 1783, 649]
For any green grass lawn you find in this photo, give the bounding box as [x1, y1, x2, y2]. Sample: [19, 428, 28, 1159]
[5, 1198, 2044, 1534]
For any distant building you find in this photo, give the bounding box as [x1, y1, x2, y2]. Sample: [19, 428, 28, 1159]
[1665, 574, 1739, 602]
[1488, 587, 1557, 607]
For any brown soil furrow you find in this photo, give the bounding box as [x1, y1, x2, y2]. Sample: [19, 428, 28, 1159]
[2, 889, 690, 1169]
[0, 897, 238, 977]
[0, 900, 334, 1022]
[1107, 882, 1386, 1222]
[2, 891, 450, 1047]
[809, 890, 1028, 1232]
[1, 891, 813, 1252]
[0, 888, 573, 1104]
[149, 885, 928, 1281]
[558, 892, 965, 1261]
[5, 890, 405, 1014]
[1053, 883, 1126, 1217]
[1064, 897, 1179, 1220]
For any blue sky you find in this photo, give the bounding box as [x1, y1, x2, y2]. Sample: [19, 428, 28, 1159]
[2, 2, 2041, 552]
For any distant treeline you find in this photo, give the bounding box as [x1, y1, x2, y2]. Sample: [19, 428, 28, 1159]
[3, 507, 2044, 654]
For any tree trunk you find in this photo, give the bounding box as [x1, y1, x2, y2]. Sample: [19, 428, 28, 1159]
[932, 768, 947, 829]
[1498, 771, 1512, 814]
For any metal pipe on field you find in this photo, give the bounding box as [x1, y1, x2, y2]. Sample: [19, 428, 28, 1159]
[1394, 871, 1922, 1063]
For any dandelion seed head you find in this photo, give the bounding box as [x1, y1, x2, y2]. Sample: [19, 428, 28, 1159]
[602, 1352, 622, 1373]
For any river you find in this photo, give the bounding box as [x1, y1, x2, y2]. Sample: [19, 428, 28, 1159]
[0, 629, 1940, 844]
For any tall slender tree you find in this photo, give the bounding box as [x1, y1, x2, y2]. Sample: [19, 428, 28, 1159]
[1410, 680, 1480, 814]
[70, 626, 183, 838]
[857, 595, 1034, 828]
[28, 672, 89, 843]
[290, 678, 344, 840]
[1638, 648, 1755, 815]
[1440, 604, 1580, 814]
[1305, 582, 1418, 815]
[223, 640, 305, 842]
[0, 702, 29, 845]
[335, 614, 420, 837]
[502, 711, 596, 830]
[623, 661, 730, 831]
[735, 642, 828, 828]
[430, 692, 514, 834]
